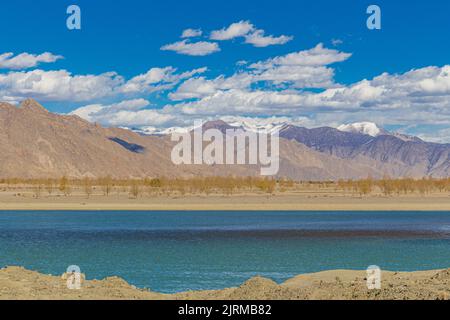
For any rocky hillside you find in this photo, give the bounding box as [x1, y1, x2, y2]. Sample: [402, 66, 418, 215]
[280, 125, 450, 178]
[0, 99, 449, 180]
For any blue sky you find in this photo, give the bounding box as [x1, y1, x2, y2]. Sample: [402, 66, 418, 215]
[1, 0, 450, 141]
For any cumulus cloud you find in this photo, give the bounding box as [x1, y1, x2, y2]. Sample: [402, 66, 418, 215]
[0, 66, 207, 102]
[169, 44, 350, 101]
[67, 62, 450, 142]
[70, 99, 175, 127]
[166, 64, 450, 131]
[220, 44, 352, 89]
[155, 46, 450, 140]
[164, 20, 292, 56]
[181, 28, 203, 38]
[70, 104, 106, 122]
[100, 108, 175, 127]
[0, 52, 63, 70]
[210, 20, 255, 40]
[250, 43, 352, 69]
[209, 20, 293, 48]
[244, 30, 293, 47]
[2, 45, 450, 142]
[0, 69, 124, 102]
[169, 77, 220, 100]
[249, 44, 351, 87]
[169, 73, 253, 100]
[171, 89, 306, 116]
[256, 65, 336, 89]
[120, 66, 207, 94]
[318, 65, 450, 110]
[160, 40, 220, 56]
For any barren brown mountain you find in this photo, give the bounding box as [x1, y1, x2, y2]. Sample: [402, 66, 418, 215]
[0, 99, 449, 180]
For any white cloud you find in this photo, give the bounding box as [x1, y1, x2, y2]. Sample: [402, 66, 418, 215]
[171, 89, 306, 116]
[244, 30, 293, 47]
[3, 45, 450, 142]
[101, 109, 175, 127]
[96, 98, 150, 114]
[169, 44, 350, 101]
[65, 62, 450, 142]
[181, 28, 203, 38]
[0, 66, 207, 102]
[0, 69, 124, 102]
[70, 104, 105, 122]
[120, 66, 207, 94]
[161, 40, 220, 56]
[337, 122, 382, 137]
[165, 63, 450, 132]
[256, 65, 336, 88]
[0, 52, 63, 70]
[169, 73, 253, 100]
[331, 39, 343, 46]
[70, 99, 175, 127]
[169, 77, 220, 100]
[319, 65, 450, 109]
[250, 43, 352, 69]
[418, 128, 450, 143]
[210, 20, 255, 40]
[209, 21, 293, 47]
[234, 44, 352, 88]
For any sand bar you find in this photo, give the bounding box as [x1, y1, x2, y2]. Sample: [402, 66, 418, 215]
[1, 193, 450, 211]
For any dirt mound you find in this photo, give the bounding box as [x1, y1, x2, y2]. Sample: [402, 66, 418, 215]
[0, 266, 449, 300]
[223, 277, 298, 300]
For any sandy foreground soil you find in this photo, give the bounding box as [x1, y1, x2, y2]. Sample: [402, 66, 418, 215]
[0, 267, 449, 300]
[1, 191, 450, 211]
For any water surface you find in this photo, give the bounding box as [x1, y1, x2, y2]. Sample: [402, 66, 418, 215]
[0, 211, 449, 293]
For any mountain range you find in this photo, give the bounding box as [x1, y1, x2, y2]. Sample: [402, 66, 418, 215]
[0, 99, 449, 180]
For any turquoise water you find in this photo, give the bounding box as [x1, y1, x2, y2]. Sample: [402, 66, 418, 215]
[0, 211, 450, 293]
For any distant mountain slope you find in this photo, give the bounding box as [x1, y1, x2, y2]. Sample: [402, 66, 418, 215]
[0, 99, 175, 178]
[279, 124, 450, 178]
[0, 99, 448, 179]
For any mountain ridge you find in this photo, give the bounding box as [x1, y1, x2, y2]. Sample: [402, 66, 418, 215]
[0, 99, 449, 180]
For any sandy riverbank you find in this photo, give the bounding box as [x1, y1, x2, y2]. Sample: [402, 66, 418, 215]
[0, 266, 449, 300]
[1, 192, 450, 211]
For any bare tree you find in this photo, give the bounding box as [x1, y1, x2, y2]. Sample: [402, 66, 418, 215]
[45, 179, 54, 196]
[33, 184, 42, 198]
[101, 175, 113, 197]
[129, 181, 140, 199]
[83, 177, 93, 198]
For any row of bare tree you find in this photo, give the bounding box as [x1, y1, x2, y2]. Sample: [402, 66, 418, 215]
[0, 176, 280, 198]
[337, 177, 450, 196]
[1, 176, 449, 198]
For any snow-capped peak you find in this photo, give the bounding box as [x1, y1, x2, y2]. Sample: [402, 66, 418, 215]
[221, 116, 291, 133]
[337, 122, 383, 137]
[134, 125, 193, 135]
[133, 118, 292, 136]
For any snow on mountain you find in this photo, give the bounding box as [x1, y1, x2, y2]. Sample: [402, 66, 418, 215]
[220, 116, 293, 133]
[132, 119, 423, 144]
[134, 117, 296, 135]
[133, 125, 193, 135]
